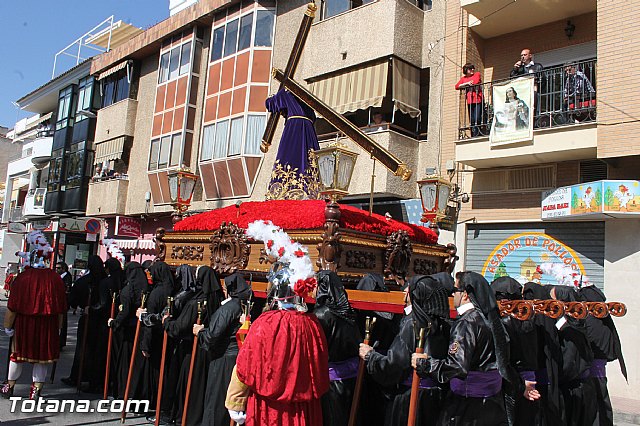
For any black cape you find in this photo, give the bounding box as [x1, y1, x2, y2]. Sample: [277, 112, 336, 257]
[314, 271, 361, 426]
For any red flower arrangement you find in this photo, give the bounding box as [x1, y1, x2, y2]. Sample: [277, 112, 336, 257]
[267, 240, 274, 249]
[278, 247, 285, 257]
[294, 277, 317, 298]
[294, 250, 305, 258]
[174, 200, 438, 244]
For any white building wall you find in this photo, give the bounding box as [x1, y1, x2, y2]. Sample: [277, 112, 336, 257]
[605, 220, 640, 399]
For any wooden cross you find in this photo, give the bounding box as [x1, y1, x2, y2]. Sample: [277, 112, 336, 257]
[260, 2, 412, 181]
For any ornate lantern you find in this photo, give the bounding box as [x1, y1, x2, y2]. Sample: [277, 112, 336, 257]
[314, 143, 359, 202]
[167, 167, 199, 224]
[417, 170, 452, 231]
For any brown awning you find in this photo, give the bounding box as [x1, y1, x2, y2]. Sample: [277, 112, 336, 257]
[309, 60, 389, 114]
[97, 60, 129, 80]
[392, 58, 421, 118]
[95, 137, 126, 163]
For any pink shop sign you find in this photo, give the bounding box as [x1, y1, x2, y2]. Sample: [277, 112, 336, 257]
[115, 216, 141, 238]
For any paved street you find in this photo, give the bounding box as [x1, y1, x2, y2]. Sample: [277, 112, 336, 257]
[0, 297, 150, 425]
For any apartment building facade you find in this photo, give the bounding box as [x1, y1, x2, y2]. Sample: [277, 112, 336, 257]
[88, 0, 446, 261]
[442, 0, 640, 400]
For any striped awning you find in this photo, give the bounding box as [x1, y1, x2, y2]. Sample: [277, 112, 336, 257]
[392, 59, 421, 118]
[309, 60, 389, 114]
[97, 60, 129, 80]
[94, 137, 126, 164]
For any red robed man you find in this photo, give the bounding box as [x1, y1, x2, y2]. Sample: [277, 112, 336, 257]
[2, 252, 67, 399]
[228, 264, 329, 426]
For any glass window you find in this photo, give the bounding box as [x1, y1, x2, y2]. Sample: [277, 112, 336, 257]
[114, 71, 130, 103]
[170, 133, 182, 167]
[238, 13, 253, 52]
[159, 52, 170, 83]
[169, 46, 181, 80]
[245, 115, 266, 154]
[323, 0, 350, 19]
[213, 120, 229, 159]
[224, 19, 239, 57]
[56, 86, 74, 129]
[47, 149, 64, 191]
[158, 135, 171, 169]
[149, 139, 160, 171]
[211, 26, 225, 62]
[65, 144, 85, 189]
[76, 77, 94, 121]
[179, 42, 192, 75]
[201, 124, 215, 161]
[102, 79, 115, 108]
[255, 10, 275, 47]
[228, 117, 243, 156]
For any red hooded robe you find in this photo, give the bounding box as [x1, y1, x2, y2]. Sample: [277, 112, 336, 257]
[236, 309, 329, 426]
[7, 268, 67, 363]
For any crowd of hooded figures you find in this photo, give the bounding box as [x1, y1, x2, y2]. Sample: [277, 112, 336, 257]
[3, 254, 624, 426]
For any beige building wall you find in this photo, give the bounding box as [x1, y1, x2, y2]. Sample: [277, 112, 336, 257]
[597, 1, 640, 158]
[604, 220, 640, 399]
[125, 53, 165, 216]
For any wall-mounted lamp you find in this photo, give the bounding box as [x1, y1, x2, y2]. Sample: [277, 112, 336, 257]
[565, 20, 576, 39]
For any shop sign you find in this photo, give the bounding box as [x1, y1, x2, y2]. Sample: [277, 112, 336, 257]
[115, 216, 141, 238]
[59, 217, 101, 234]
[7, 222, 26, 233]
[482, 232, 585, 284]
[542, 180, 640, 219]
[31, 220, 53, 231]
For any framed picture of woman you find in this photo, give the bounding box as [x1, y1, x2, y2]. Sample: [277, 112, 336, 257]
[490, 76, 534, 146]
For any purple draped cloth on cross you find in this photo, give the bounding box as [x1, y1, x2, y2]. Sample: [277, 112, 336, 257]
[265, 89, 322, 200]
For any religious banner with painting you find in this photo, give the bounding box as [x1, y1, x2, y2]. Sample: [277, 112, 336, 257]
[489, 76, 534, 146]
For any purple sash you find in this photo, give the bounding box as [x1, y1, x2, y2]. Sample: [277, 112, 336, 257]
[589, 359, 607, 379]
[534, 369, 549, 385]
[402, 375, 439, 389]
[519, 370, 535, 382]
[328, 357, 360, 381]
[450, 370, 502, 398]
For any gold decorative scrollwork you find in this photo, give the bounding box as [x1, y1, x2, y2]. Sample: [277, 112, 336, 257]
[265, 151, 322, 201]
[585, 302, 609, 319]
[171, 245, 205, 261]
[498, 300, 534, 321]
[210, 222, 250, 274]
[607, 302, 627, 317]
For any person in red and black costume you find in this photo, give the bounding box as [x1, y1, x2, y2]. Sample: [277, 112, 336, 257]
[2, 251, 67, 399]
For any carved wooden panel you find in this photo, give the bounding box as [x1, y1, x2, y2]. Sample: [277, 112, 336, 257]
[210, 222, 250, 274]
[384, 230, 412, 279]
[154, 227, 166, 261]
[345, 250, 376, 270]
[413, 258, 439, 275]
[317, 201, 341, 272]
[170, 245, 205, 261]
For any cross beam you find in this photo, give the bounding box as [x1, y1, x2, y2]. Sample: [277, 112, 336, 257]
[260, 2, 317, 154]
[272, 68, 412, 181]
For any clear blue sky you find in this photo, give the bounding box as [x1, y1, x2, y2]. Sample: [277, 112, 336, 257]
[0, 0, 170, 128]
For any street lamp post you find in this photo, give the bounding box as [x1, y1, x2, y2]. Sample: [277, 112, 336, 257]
[417, 170, 453, 235]
[167, 167, 199, 225]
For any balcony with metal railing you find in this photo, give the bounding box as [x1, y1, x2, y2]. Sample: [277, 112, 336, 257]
[455, 59, 598, 168]
[23, 188, 48, 219]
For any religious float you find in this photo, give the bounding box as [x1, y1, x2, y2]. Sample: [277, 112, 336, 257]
[154, 199, 455, 314]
